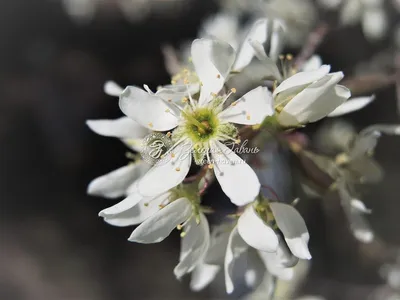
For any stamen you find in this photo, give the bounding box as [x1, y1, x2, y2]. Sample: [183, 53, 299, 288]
[186, 84, 197, 109]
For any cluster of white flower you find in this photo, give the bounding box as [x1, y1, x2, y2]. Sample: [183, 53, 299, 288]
[86, 2, 400, 298]
[61, 0, 189, 23]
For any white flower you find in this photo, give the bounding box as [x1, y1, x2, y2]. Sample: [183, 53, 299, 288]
[318, 0, 388, 41]
[98, 181, 169, 226]
[86, 81, 152, 198]
[119, 38, 275, 206]
[250, 44, 373, 121]
[87, 161, 150, 199]
[237, 204, 311, 260]
[272, 65, 351, 127]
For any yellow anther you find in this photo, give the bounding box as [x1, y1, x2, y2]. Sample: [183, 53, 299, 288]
[246, 115, 251, 120]
[148, 122, 153, 128]
[216, 74, 221, 79]
[168, 98, 172, 102]
[279, 54, 285, 60]
[182, 97, 188, 103]
[231, 88, 237, 93]
[211, 92, 217, 97]
[180, 231, 187, 237]
[208, 164, 214, 169]
[171, 80, 177, 85]
[230, 102, 237, 107]
[171, 153, 175, 158]
[177, 224, 183, 230]
[235, 139, 241, 144]
[165, 109, 170, 113]
[175, 167, 181, 172]
[166, 132, 172, 137]
[183, 78, 189, 84]
[286, 54, 293, 60]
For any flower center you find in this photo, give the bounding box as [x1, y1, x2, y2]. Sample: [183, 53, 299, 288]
[184, 107, 219, 142]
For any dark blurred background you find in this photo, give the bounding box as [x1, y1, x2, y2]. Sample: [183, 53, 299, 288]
[0, 0, 399, 299]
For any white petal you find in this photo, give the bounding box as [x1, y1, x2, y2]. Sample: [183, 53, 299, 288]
[318, 0, 343, 9]
[210, 141, 260, 206]
[301, 55, 323, 72]
[87, 161, 150, 198]
[224, 226, 249, 294]
[98, 184, 143, 216]
[269, 19, 285, 61]
[119, 86, 179, 131]
[200, 13, 239, 48]
[219, 86, 274, 125]
[328, 95, 375, 117]
[86, 117, 149, 139]
[128, 198, 192, 243]
[237, 205, 279, 252]
[273, 65, 331, 98]
[138, 141, 192, 197]
[279, 73, 350, 126]
[104, 81, 123, 97]
[269, 202, 311, 260]
[174, 213, 210, 279]
[351, 198, 372, 214]
[103, 196, 166, 227]
[285, 235, 312, 260]
[204, 223, 232, 265]
[362, 8, 388, 40]
[191, 38, 236, 106]
[190, 263, 220, 291]
[249, 40, 282, 80]
[156, 84, 200, 103]
[233, 19, 268, 72]
[258, 248, 294, 281]
[340, 0, 362, 25]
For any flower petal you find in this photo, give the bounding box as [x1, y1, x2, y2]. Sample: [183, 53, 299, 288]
[258, 241, 295, 281]
[233, 19, 269, 72]
[119, 86, 179, 131]
[224, 226, 249, 294]
[269, 19, 285, 61]
[328, 95, 375, 117]
[138, 141, 192, 197]
[210, 141, 260, 206]
[104, 80, 123, 97]
[237, 205, 279, 252]
[338, 186, 374, 243]
[219, 86, 274, 125]
[156, 84, 200, 103]
[273, 65, 331, 98]
[87, 161, 150, 198]
[190, 263, 220, 291]
[301, 55, 323, 72]
[103, 196, 166, 227]
[249, 40, 282, 80]
[269, 202, 311, 260]
[128, 198, 192, 243]
[191, 38, 236, 106]
[204, 222, 232, 265]
[362, 7, 387, 40]
[98, 183, 143, 216]
[340, 0, 362, 25]
[279, 74, 350, 126]
[86, 117, 149, 140]
[174, 213, 210, 279]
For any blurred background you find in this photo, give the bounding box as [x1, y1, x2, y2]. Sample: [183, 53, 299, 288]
[0, 0, 399, 299]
